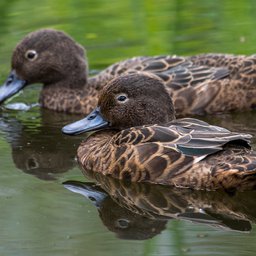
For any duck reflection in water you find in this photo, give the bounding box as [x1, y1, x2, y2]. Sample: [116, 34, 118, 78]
[65, 179, 167, 240]
[64, 171, 256, 240]
[63, 173, 256, 240]
[0, 109, 84, 180]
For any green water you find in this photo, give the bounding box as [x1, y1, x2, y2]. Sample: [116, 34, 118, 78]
[1, 0, 256, 255]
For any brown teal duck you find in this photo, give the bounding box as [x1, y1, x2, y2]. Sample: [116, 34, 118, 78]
[1, 29, 256, 115]
[62, 73, 256, 191]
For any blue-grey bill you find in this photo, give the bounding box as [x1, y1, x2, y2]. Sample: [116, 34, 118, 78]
[63, 180, 108, 208]
[0, 70, 26, 104]
[62, 107, 109, 135]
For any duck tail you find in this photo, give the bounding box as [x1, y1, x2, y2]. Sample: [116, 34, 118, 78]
[214, 149, 256, 191]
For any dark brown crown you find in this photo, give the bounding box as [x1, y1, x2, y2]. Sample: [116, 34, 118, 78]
[98, 73, 176, 129]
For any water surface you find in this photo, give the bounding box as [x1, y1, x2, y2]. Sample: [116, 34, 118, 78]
[1, 1, 256, 255]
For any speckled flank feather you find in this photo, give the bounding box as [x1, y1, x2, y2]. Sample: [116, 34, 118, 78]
[3, 29, 256, 115]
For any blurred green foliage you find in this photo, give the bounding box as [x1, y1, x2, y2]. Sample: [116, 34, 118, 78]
[1, 0, 256, 75]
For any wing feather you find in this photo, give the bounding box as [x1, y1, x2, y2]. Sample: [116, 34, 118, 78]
[112, 118, 252, 159]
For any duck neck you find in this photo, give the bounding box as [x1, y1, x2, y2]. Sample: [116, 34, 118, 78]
[40, 63, 118, 114]
[40, 76, 99, 114]
[87, 70, 115, 91]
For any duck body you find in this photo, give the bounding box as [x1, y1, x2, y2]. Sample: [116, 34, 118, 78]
[41, 54, 256, 115]
[62, 73, 256, 191]
[89, 53, 256, 115]
[1, 29, 256, 115]
[77, 118, 255, 191]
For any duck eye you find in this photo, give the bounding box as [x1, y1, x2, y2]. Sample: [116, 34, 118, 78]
[26, 157, 39, 170]
[116, 95, 128, 102]
[115, 218, 130, 229]
[25, 50, 38, 61]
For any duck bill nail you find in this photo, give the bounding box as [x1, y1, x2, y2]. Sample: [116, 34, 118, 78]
[62, 107, 109, 135]
[0, 70, 27, 104]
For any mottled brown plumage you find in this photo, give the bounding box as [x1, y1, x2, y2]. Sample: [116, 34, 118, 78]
[1, 29, 256, 115]
[62, 73, 256, 191]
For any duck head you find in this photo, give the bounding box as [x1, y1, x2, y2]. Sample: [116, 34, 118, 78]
[62, 73, 176, 135]
[0, 29, 87, 104]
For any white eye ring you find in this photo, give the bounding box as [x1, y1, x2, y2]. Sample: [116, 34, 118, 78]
[116, 94, 128, 103]
[25, 50, 38, 61]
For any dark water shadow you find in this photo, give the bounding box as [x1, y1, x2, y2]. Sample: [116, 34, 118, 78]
[63, 170, 256, 240]
[0, 108, 86, 180]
